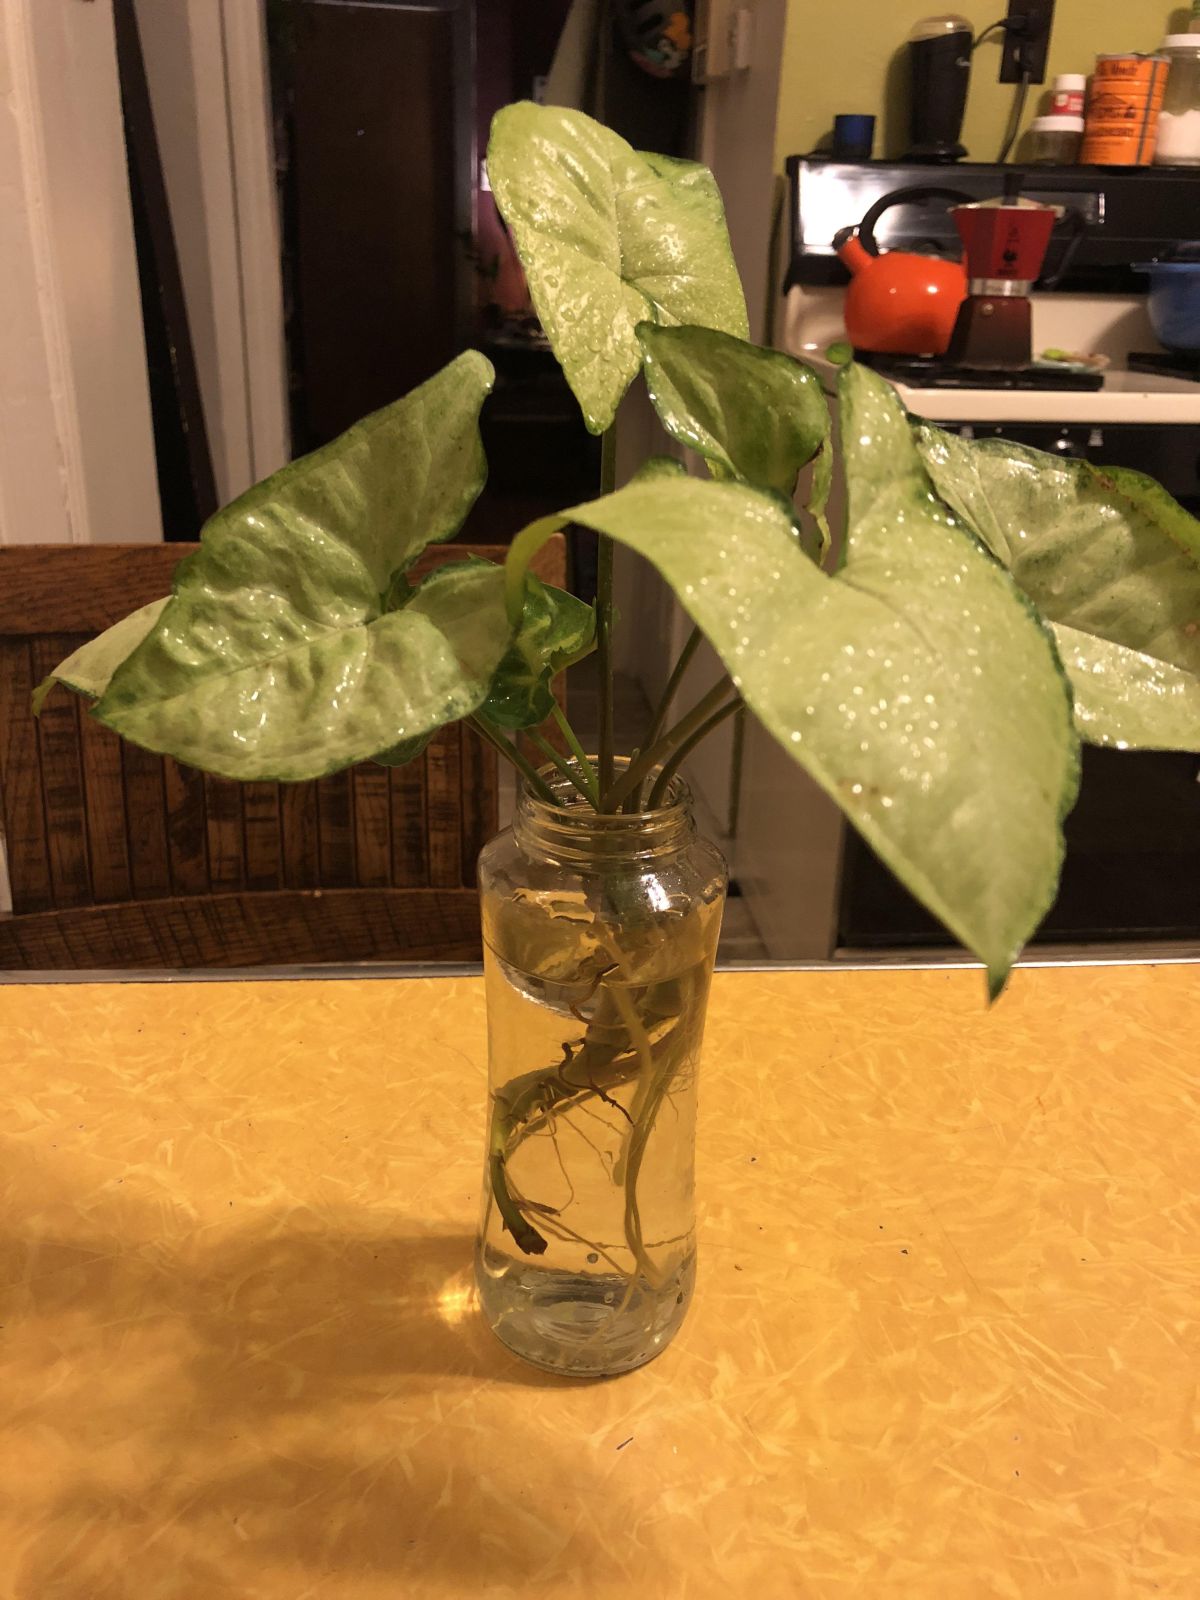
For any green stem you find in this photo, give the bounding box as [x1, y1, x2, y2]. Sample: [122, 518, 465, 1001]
[647, 696, 743, 809]
[468, 716, 559, 805]
[624, 625, 702, 812]
[551, 704, 600, 806]
[596, 430, 617, 793]
[529, 730, 595, 806]
[599, 678, 735, 813]
[641, 626, 701, 759]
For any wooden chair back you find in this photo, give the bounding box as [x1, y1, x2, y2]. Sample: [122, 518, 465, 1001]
[0, 540, 566, 969]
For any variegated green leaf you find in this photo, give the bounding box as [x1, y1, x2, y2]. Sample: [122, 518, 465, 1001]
[916, 426, 1200, 750]
[637, 323, 828, 498]
[34, 598, 170, 714]
[481, 572, 595, 730]
[487, 102, 747, 433]
[93, 358, 507, 781]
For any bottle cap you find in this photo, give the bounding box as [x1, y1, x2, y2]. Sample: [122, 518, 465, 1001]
[1162, 33, 1200, 48]
[1053, 73, 1087, 88]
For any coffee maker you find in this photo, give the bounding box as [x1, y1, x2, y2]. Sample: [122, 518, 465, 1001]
[906, 14, 973, 162]
[945, 181, 1088, 372]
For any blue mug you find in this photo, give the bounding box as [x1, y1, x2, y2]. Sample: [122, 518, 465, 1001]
[833, 115, 876, 162]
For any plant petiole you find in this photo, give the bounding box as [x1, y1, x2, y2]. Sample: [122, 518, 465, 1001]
[647, 696, 742, 808]
[599, 677, 736, 812]
[468, 715, 561, 805]
[529, 730, 597, 805]
[551, 704, 601, 806]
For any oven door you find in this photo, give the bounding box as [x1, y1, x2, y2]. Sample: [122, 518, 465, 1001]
[840, 419, 1200, 952]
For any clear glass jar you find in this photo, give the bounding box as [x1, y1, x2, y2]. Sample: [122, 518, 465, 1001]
[1155, 36, 1200, 166]
[474, 763, 727, 1377]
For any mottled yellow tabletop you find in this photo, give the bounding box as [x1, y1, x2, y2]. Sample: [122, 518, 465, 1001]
[1, 963, 1197, 1599]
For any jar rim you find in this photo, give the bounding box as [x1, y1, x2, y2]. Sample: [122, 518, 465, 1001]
[514, 756, 695, 864]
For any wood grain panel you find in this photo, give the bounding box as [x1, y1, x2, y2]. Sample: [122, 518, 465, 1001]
[78, 715, 132, 903]
[0, 640, 53, 913]
[281, 782, 320, 888]
[243, 783, 283, 890]
[425, 725, 462, 887]
[317, 773, 355, 886]
[29, 638, 91, 909]
[163, 759, 210, 894]
[0, 888, 482, 970]
[204, 776, 245, 890]
[389, 759, 427, 886]
[121, 745, 171, 900]
[352, 764, 391, 888]
[0, 545, 186, 634]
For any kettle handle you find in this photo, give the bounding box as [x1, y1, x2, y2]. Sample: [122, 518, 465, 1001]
[857, 185, 975, 258]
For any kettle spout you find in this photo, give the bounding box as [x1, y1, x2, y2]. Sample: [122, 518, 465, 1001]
[833, 226, 871, 276]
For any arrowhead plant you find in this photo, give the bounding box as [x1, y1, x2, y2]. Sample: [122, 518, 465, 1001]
[38, 102, 1200, 999]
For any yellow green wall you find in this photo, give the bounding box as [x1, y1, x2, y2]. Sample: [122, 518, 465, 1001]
[775, 1, 1177, 168]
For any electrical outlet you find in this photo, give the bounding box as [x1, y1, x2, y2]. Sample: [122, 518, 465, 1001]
[1000, 0, 1055, 84]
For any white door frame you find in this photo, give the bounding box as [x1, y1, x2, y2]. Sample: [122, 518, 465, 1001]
[134, 0, 289, 503]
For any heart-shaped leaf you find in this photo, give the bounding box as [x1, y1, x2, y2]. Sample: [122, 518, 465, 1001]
[507, 365, 1078, 992]
[637, 323, 828, 498]
[487, 103, 747, 433]
[1050, 625, 1200, 749]
[481, 571, 595, 730]
[93, 358, 509, 781]
[97, 560, 512, 782]
[915, 426, 1200, 751]
[33, 598, 170, 714]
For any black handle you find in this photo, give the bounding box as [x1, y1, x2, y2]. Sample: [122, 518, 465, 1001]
[857, 184, 976, 257]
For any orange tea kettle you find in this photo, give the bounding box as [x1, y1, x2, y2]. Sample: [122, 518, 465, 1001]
[833, 185, 972, 356]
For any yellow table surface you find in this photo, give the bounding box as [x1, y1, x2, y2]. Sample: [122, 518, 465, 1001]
[1, 964, 1197, 1599]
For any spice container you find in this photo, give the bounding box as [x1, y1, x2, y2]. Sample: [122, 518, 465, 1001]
[1050, 73, 1086, 118]
[1155, 36, 1200, 166]
[1081, 53, 1170, 165]
[1029, 114, 1084, 164]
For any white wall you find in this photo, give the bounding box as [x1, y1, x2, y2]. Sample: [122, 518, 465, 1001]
[0, 0, 160, 545]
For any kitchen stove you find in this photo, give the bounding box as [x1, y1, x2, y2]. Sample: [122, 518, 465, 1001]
[730, 156, 1200, 966]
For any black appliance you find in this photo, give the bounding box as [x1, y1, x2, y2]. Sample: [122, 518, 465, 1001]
[907, 14, 973, 162]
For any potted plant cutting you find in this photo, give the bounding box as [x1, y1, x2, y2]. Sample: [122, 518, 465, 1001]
[38, 104, 1200, 1378]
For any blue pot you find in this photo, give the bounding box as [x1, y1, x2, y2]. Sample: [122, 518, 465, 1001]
[1134, 262, 1200, 352]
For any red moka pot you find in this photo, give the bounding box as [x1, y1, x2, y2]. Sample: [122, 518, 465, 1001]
[946, 198, 1083, 368]
[953, 203, 1058, 282]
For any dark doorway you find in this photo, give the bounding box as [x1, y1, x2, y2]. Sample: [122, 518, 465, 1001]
[268, 0, 474, 453]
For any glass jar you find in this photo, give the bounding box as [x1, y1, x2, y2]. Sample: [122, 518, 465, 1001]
[1155, 36, 1200, 166]
[1029, 114, 1084, 164]
[474, 763, 727, 1377]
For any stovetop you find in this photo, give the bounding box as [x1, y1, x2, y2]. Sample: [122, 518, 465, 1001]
[857, 353, 1105, 392]
[1127, 350, 1200, 382]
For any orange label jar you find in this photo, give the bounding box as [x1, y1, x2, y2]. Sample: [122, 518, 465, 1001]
[1081, 54, 1169, 164]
